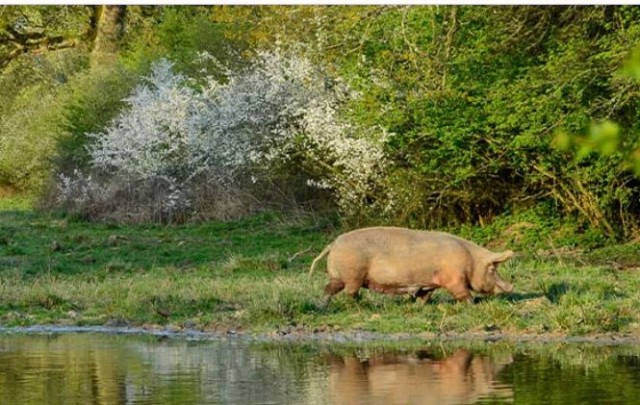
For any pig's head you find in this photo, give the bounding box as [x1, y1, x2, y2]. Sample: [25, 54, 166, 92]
[471, 250, 514, 295]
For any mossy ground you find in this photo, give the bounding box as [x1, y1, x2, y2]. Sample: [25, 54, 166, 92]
[1, 196, 640, 337]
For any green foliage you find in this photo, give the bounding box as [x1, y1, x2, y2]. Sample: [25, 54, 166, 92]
[311, 6, 640, 234]
[0, 57, 140, 191]
[555, 42, 640, 179]
[0, 6, 94, 190]
[121, 6, 249, 81]
[0, 49, 88, 119]
[0, 66, 72, 190]
[0, 194, 32, 211]
[452, 202, 609, 252]
[3, 5, 640, 239]
[53, 63, 141, 175]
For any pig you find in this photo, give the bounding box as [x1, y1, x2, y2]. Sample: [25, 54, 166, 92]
[309, 227, 514, 309]
[325, 349, 514, 404]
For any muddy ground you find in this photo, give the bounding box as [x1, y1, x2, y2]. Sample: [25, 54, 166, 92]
[1, 324, 639, 346]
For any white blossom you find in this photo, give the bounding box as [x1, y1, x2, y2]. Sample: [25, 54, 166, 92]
[59, 49, 392, 221]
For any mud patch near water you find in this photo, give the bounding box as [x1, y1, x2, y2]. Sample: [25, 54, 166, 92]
[1, 325, 640, 346]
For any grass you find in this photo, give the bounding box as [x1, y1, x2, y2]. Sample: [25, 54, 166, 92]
[2, 196, 640, 338]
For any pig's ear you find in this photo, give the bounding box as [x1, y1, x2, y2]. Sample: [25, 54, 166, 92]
[491, 250, 514, 264]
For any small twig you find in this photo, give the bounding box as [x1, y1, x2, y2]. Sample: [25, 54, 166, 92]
[288, 246, 312, 263]
[547, 236, 566, 269]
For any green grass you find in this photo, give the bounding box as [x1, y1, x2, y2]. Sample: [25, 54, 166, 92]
[2, 198, 640, 338]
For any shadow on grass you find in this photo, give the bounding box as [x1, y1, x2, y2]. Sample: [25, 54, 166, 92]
[473, 292, 544, 304]
[544, 282, 570, 304]
[477, 283, 571, 305]
[503, 292, 546, 303]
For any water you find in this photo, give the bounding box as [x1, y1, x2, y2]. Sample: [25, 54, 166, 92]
[0, 332, 639, 404]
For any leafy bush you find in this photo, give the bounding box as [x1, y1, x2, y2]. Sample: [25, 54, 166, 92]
[53, 63, 140, 176]
[0, 49, 140, 194]
[313, 6, 640, 235]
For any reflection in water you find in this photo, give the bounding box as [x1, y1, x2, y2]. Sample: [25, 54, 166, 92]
[0, 334, 320, 405]
[326, 349, 513, 404]
[0, 333, 639, 404]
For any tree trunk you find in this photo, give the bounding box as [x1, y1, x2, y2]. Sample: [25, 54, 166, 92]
[89, 5, 126, 68]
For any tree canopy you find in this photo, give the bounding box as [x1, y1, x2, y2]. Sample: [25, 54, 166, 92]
[1, 5, 640, 238]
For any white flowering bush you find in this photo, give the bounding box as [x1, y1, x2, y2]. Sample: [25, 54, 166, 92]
[192, 50, 391, 216]
[53, 50, 391, 222]
[88, 60, 201, 181]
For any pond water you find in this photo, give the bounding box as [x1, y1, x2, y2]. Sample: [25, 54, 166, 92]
[0, 332, 639, 404]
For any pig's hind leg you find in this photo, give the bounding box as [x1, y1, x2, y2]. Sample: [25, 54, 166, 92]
[319, 279, 345, 310]
[343, 279, 364, 302]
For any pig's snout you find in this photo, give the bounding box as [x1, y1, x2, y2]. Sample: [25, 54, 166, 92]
[494, 279, 514, 294]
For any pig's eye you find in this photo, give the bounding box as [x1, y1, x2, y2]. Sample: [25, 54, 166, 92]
[488, 265, 496, 273]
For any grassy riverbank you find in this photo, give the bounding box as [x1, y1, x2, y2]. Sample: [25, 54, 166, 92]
[2, 198, 640, 338]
